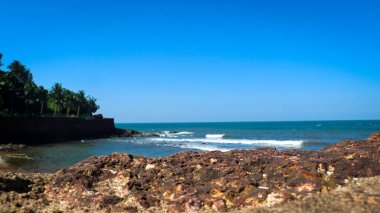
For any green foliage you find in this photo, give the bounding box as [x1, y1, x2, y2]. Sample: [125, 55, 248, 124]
[8, 60, 33, 82]
[48, 83, 64, 115]
[0, 53, 99, 118]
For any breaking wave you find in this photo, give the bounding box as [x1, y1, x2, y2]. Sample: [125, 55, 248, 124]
[163, 143, 232, 152]
[205, 134, 226, 139]
[158, 131, 194, 137]
[150, 138, 304, 146]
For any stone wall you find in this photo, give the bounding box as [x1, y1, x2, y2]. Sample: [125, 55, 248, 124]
[0, 117, 116, 144]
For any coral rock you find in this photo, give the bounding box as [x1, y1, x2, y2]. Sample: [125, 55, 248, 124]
[42, 137, 380, 212]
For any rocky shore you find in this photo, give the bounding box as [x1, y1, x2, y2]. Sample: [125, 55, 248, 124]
[1, 133, 380, 212]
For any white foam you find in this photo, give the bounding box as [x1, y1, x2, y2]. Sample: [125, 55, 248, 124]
[150, 138, 304, 146]
[159, 131, 194, 137]
[165, 143, 231, 152]
[175, 131, 194, 135]
[206, 134, 226, 139]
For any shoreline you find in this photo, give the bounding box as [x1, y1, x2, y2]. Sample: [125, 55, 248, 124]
[0, 132, 379, 212]
[0, 132, 145, 173]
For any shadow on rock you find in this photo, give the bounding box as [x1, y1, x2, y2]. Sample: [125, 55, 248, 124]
[0, 176, 32, 193]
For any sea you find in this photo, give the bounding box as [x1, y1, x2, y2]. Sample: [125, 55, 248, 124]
[2, 120, 380, 173]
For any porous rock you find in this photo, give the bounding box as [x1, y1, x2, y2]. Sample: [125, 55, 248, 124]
[41, 134, 380, 212]
[1, 133, 380, 212]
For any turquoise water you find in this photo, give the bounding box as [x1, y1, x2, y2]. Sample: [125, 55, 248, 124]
[2, 120, 379, 172]
[117, 120, 380, 151]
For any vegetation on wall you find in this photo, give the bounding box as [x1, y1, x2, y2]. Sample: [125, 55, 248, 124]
[0, 53, 99, 118]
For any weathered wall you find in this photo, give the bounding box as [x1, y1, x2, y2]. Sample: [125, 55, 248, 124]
[0, 117, 116, 144]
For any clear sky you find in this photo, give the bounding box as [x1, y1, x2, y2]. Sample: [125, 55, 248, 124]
[1, 0, 379, 122]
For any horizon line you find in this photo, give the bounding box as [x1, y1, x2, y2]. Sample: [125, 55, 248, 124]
[114, 119, 380, 124]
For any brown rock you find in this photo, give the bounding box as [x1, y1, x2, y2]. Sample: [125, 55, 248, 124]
[242, 176, 380, 213]
[368, 132, 380, 141]
[1, 133, 380, 212]
[42, 137, 380, 211]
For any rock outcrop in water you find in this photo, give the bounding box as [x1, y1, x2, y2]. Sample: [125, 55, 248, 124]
[111, 128, 144, 138]
[1, 134, 380, 212]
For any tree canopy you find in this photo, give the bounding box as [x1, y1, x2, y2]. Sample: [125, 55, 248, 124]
[0, 54, 99, 117]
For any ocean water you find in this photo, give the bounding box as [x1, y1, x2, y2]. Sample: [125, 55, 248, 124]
[2, 120, 379, 173]
[117, 120, 380, 151]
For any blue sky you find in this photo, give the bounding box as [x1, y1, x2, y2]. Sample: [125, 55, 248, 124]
[1, 0, 379, 122]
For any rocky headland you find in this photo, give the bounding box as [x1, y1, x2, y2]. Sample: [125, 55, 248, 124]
[1, 133, 380, 212]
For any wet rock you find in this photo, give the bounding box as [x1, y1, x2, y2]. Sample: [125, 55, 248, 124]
[111, 128, 144, 137]
[144, 133, 160, 137]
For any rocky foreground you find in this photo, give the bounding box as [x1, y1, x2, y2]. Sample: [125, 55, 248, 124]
[1, 133, 380, 212]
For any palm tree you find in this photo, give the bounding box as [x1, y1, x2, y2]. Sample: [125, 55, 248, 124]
[2, 72, 21, 114]
[0, 54, 101, 117]
[87, 96, 99, 115]
[63, 89, 76, 117]
[49, 83, 64, 116]
[75, 90, 87, 117]
[23, 81, 36, 114]
[36, 86, 48, 114]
